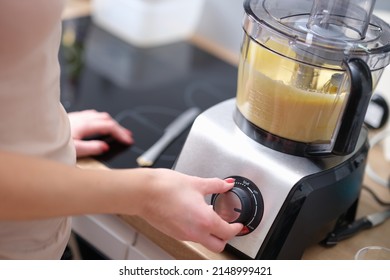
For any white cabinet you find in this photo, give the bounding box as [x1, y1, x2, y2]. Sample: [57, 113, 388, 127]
[126, 233, 174, 260]
[71, 214, 173, 260]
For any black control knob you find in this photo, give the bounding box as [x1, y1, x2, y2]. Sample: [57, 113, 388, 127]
[211, 176, 264, 236]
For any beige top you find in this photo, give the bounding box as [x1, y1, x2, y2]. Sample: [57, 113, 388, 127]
[0, 0, 76, 259]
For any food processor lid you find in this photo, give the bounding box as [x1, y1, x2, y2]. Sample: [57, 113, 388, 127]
[244, 0, 390, 70]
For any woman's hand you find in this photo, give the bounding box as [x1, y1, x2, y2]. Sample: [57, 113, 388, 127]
[136, 169, 243, 253]
[68, 110, 134, 157]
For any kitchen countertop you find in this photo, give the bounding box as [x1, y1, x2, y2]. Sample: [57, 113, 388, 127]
[66, 0, 390, 260]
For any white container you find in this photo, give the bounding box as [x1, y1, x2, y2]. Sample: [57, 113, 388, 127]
[91, 0, 205, 47]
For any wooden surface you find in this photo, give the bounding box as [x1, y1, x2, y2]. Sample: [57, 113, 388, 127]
[68, 0, 389, 260]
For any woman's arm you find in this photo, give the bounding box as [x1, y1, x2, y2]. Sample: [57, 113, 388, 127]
[0, 149, 242, 252]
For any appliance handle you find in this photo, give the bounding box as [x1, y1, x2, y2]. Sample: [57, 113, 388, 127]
[333, 58, 373, 155]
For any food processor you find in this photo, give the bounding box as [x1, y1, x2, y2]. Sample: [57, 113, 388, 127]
[174, 0, 390, 259]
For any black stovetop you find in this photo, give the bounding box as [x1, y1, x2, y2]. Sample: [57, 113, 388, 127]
[60, 17, 238, 169]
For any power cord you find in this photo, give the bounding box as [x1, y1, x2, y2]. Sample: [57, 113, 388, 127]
[365, 129, 390, 189]
[362, 185, 390, 207]
[364, 128, 390, 206]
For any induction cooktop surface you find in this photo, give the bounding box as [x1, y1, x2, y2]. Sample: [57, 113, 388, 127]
[60, 17, 238, 169]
